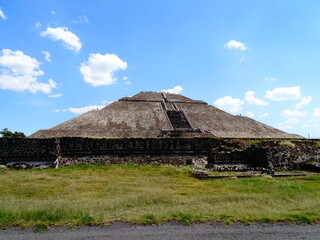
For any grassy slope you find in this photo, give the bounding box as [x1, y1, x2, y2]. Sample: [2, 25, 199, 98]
[1, 165, 320, 228]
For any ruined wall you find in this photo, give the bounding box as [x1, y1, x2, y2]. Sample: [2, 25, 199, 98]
[60, 155, 208, 167]
[207, 139, 320, 171]
[0, 138, 57, 164]
[249, 140, 320, 171]
[59, 137, 218, 155]
[0, 137, 319, 171]
[58, 137, 218, 167]
[0, 137, 219, 166]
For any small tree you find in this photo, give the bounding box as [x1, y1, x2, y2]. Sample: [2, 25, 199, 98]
[12, 131, 26, 138]
[0, 128, 13, 138]
[0, 128, 26, 138]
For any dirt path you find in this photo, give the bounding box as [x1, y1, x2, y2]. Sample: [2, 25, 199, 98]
[1, 222, 319, 240]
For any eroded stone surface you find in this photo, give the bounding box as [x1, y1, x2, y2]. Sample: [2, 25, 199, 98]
[30, 92, 301, 139]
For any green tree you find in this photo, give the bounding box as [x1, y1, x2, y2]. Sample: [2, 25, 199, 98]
[0, 128, 13, 137]
[0, 128, 26, 138]
[12, 131, 26, 138]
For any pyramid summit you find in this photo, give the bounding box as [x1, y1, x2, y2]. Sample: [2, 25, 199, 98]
[30, 91, 301, 139]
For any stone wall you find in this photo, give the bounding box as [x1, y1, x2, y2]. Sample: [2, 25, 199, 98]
[0, 137, 319, 171]
[0, 137, 219, 166]
[0, 138, 57, 164]
[58, 137, 219, 156]
[250, 140, 320, 171]
[207, 139, 320, 171]
[60, 155, 208, 167]
[58, 137, 216, 167]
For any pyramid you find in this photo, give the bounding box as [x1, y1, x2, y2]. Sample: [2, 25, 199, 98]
[30, 91, 301, 138]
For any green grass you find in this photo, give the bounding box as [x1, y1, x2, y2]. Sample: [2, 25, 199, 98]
[1, 165, 320, 227]
[279, 141, 295, 148]
[232, 138, 269, 144]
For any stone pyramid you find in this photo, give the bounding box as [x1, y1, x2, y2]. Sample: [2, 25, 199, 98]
[30, 91, 301, 138]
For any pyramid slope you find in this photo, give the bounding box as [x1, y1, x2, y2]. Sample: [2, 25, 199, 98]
[32, 101, 171, 138]
[176, 102, 297, 138]
[30, 92, 302, 139]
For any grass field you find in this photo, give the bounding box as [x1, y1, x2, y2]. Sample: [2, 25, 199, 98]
[1, 164, 320, 229]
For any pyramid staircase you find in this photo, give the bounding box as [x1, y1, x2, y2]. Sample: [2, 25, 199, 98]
[166, 110, 192, 129]
[158, 93, 209, 137]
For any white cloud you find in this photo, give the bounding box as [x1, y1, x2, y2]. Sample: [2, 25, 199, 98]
[302, 123, 318, 128]
[0, 49, 56, 93]
[245, 91, 268, 106]
[265, 86, 301, 101]
[295, 96, 313, 109]
[29, 78, 56, 93]
[63, 105, 105, 115]
[161, 85, 183, 94]
[301, 119, 320, 135]
[35, 22, 42, 28]
[49, 93, 62, 98]
[281, 109, 307, 118]
[40, 26, 82, 53]
[246, 111, 255, 118]
[51, 10, 57, 15]
[0, 7, 6, 20]
[239, 56, 245, 63]
[42, 51, 51, 62]
[224, 40, 248, 51]
[313, 108, 320, 118]
[265, 77, 277, 81]
[0, 49, 43, 76]
[123, 76, 131, 85]
[277, 122, 294, 130]
[73, 15, 89, 24]
[101, 100, 114, 105]
[80, 53, 127, 86]
[259, 112, 269, 118]
[214, 96, 244, 113]
[277, 118, 300, 132]
[285, 118, 300, 125]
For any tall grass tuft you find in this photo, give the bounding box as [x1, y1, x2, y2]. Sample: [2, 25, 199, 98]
[279, 141, 295, 148]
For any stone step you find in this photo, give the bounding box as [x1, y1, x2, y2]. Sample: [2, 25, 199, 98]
[166, 110, 192, 129]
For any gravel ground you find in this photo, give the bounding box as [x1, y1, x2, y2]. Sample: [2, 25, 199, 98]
[1, 222, 320, 240]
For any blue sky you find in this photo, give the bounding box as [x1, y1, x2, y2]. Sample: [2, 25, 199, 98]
[0, 0, 320, 138]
